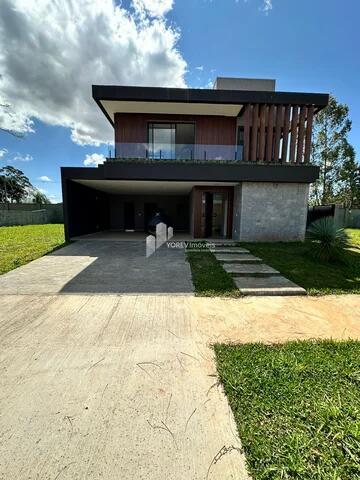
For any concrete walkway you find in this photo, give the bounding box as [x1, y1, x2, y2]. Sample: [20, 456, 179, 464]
[0, 240, 194, 295]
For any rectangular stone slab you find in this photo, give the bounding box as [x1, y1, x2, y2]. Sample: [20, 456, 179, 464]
[235, 276, 306, 296]
[215, 254, 262, 263]
[210, 248, 250, 254]
[223, 263, 281, 276]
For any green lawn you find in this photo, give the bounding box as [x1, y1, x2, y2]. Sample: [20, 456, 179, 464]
[215, 340, 360, 480]
[0, 224, 65, 274]
[242, 229, 360, 295]
[347, 228, 360, 250]
[186, 247, 240, 297]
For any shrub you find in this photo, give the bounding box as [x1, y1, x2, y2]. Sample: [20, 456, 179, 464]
[307, 217, 350, 262]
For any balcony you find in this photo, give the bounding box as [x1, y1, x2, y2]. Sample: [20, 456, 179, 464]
[109, 143, 243, 163]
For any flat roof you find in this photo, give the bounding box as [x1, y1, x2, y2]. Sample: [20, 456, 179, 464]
[92, 85, 329, 126]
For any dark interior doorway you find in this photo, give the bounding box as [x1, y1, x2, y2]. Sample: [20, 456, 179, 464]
[144, 203, 158, 231]
[124, 202, 135, 231]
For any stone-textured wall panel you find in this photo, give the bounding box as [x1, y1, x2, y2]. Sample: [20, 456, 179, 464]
[238, 182, 309, 242]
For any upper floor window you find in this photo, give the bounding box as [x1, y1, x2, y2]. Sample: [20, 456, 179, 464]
[148, 122, 195, 160]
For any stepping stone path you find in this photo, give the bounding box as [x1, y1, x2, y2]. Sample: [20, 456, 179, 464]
[208, 242, 306, 296]
[215, 254, 262, 264]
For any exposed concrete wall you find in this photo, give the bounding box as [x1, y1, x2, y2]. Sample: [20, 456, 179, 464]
[0, 209, 48, 226]
[237, 182, 309, 242]
[0, 203, 63, 223]
[334, 205, 360, 229]
[213, 77, 276, 92]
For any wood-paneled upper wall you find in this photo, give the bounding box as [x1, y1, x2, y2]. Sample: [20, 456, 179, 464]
[241, 104, 314, 164]
[114, 113, 236, 146]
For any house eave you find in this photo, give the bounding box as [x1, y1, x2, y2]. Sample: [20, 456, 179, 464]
[92, 85, 329, 126]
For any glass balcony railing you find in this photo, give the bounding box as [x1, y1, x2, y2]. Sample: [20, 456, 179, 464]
[110, 143, 244, 162]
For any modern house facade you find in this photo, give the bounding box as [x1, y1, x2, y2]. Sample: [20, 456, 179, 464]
[61, 77, 329, 242]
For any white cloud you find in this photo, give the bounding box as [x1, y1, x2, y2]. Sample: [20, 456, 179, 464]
[195, 66, 204, 71]
[84, 153, 106, 166]
[0, 0, 186, 146]
[0, 148, 8, 158]
[37, 175, 53, 182]
[37, 188, 47, 194]
[48, 194, 60, 204]
[12, 153, 33, 162]
[261, 0, 272, 14]
[133, 0, 174, 17]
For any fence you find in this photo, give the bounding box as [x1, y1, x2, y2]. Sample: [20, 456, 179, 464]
[333, 206, 360, 229]
[0, 203, 63, 226]
[307, 204, 360, 229]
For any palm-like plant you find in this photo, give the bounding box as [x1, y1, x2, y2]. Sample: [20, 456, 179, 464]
[307, 217, 350, 262]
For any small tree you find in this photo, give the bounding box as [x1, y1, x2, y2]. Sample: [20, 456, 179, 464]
[0, 166, 32, 203]
[311, 95, 352, 205]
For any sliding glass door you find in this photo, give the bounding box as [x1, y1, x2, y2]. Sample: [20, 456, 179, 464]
[148, 123, 195, 160]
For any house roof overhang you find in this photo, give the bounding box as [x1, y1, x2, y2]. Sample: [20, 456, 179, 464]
[92, 85, 330, 127]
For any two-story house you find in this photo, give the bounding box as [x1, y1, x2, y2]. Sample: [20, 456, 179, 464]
[61, 77, 329, 242]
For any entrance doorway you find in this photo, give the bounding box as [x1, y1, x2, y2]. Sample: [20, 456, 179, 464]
[203, 192, 229, 238]
[192, 186, 233, 239]
[124, 202, 135, 231]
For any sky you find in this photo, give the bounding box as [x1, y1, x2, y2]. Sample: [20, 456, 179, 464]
[0, 0, 359, 203]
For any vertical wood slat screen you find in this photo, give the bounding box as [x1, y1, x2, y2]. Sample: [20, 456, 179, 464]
[281, 105, 291, 163]
[258, 104, 266, 162]
[266, 104, 275, 163]
[273, 105, 283, 162]
[242, 103, 314, 164]
[304, 105, 314, 163]
[243, 104, 251, 162]
[250, 104, 259, 162]
[289, 105, 299, 163]
[296, 106, 307, 163]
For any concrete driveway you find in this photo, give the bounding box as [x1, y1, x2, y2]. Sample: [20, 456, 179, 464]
[1, 237, 360, 479]
[0, 239, 193, 294]
[0, 294, 249, 480]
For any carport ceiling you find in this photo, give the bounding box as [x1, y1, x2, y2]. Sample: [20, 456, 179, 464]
[73, 180, 238, 195]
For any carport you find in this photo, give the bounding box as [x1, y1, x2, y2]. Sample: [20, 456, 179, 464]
[62, 177, 191, 240]
[61, 166, 237, 241]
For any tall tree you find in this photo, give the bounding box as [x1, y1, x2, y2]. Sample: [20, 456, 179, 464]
[336, 144, 360, 208]
[0, 166, 32, 203]
[311, 95, 352, 204]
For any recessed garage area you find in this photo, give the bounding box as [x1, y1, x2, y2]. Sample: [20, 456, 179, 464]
[62, 178, 236, 240]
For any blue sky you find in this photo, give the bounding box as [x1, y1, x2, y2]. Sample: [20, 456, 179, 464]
[0, 0, 359, 203]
